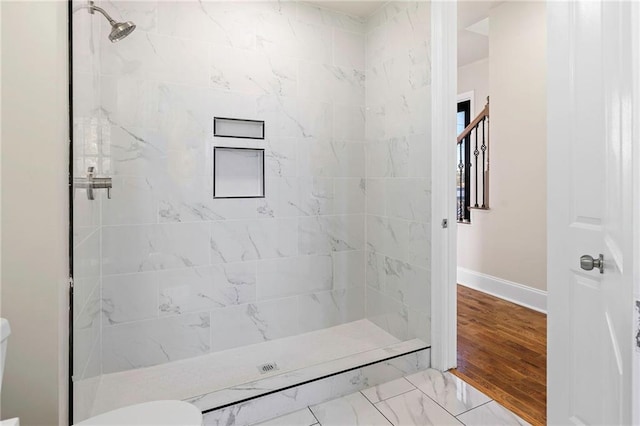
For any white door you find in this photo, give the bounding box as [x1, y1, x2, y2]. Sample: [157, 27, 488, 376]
[547, 2, 637, 424]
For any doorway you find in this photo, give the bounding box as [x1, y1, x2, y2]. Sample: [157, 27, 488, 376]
[451, 2, 549, 424]
[432, 2, 640, 426]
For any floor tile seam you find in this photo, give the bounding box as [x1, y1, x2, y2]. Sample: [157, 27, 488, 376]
[307, 406, 321, 425]
[407, 378, 494, 419]
[360, 380, 417, 405]
[454, 399, 494, 418]
[401, 374, 459, 415]
[367, 394, 396, 426]
[457, 386, 536, 421]
[364, 386, 418, 406]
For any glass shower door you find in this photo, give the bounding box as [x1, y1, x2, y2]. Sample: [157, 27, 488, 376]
[71, 1, 432, 422]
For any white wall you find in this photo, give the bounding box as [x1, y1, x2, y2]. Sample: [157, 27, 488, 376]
[0, 1, 69, 424]
[458, 58, 489, 118]
[457, 1, 547, 293]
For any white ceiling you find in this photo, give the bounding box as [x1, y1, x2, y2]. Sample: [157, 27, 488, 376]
[457, 1, 502, 67]
[306, 1, 387, 19]
[305, 1, 500, 67]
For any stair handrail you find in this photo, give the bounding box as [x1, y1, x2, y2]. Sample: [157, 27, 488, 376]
[456, 97, 490, 222]
[457, 97, 489, 144]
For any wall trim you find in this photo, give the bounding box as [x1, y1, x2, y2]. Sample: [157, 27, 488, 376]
[430, 0, 458, 371]
[457, 267, 547, 314]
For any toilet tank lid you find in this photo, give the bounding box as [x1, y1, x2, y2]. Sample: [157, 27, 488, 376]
[0, 319, 10, 342]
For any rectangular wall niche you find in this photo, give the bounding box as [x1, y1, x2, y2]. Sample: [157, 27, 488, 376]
[213, 147, 265, 198]
[214, 117, 265, 139]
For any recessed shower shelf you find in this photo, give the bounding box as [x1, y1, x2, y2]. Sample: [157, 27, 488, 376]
[214, 117, 265, 140]
[213, 147, 265, 199]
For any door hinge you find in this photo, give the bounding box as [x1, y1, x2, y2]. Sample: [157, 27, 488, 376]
[69, 277, 74, 289]
[441, 219, 448, 228]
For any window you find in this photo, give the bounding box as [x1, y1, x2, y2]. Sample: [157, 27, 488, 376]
[457, 100, 471, 222]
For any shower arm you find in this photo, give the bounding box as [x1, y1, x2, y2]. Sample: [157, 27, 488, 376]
[72, 2, 117, 25]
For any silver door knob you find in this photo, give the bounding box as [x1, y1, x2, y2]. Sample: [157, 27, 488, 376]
[580, 254, 604, 274]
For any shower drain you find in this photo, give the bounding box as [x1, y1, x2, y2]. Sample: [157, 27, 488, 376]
[257, 362, 279, 374]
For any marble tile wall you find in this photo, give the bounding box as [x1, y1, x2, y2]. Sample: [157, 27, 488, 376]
[92, 0, 370, 374]
[364, 2, 432, 343]
[73, 0, 432, 383]
[72, 0, 105, 421]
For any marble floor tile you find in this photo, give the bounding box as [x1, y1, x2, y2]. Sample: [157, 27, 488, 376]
[310, 392, 391, 426]
[361, 377, 416, 404]
[457, 401, 531, 426]
[404, 369, 491, 416]
[253, 408, 318, 426]
[375, 389, 463, 426]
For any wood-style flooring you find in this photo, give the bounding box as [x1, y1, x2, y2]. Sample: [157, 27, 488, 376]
[450, 285, 547, 426]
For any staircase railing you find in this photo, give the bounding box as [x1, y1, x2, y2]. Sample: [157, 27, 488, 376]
[457, 97, 490, 223]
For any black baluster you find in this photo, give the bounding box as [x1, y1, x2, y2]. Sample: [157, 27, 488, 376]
[481, 117, 487, 208]
[474, 124, 479, 208]
[458, 141, 464, 221]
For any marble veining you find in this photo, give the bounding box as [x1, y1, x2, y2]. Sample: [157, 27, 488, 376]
[364, 1, 431, 345]
[635, 300, 640, 350]
[210, 297, 300, 352]
[404, 370, 491, 416]
[254, 408, 318, 426]
[310, 392, 391, 426]
[159, 264, 257, 315]
[102, 223, 211, 275]
[75, 0, 432, 386]
[92, 320, 421, 417]
[457, 401, 531, 426]
[361, 377, 416, 404]
[203, 366, 530, 426]
[299, 216, 365, 255]
[210, 219, 298, 264]
[102, 313, 211, 374]
[257, 255, 333, 301]
[376, 389, 463, 425]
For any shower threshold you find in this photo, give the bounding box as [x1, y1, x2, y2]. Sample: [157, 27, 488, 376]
[86, 319, 427, 418]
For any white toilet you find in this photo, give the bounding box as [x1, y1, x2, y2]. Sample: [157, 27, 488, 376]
[75, 400, 203, 426]
[0, 318, 10, 394]
[1, 318, 19, 426]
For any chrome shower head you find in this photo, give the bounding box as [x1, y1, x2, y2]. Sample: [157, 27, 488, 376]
[78, 1, 136, 43]
[108, 20, 136, 43]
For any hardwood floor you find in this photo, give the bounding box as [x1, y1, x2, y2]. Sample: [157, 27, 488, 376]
[450, 285, 547, 426]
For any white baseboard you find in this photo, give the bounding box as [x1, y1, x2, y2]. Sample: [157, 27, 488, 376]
[457, 267, 547, 314]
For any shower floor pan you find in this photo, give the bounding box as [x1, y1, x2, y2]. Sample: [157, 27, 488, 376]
[88, 319, 427, 417]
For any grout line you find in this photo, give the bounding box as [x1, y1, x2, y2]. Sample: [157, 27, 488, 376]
[307, 406, 321, 425]
[369, 386, 417, 406]
[366, 392, 395, 426]
[407, 375, 469, 419]
[360, 389, 375, 405]
[455, 399, 493, 419]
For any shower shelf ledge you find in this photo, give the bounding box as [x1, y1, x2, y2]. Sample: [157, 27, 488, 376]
[87, 320, 428, 418]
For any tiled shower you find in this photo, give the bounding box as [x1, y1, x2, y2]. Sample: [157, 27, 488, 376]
[71, 0, 431, 422]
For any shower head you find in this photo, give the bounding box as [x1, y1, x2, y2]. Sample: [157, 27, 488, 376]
[78, 1, 137, 43]
[108, 20, 136, 42]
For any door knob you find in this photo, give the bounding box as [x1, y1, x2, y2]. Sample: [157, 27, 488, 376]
[580, 254, 604, 274]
